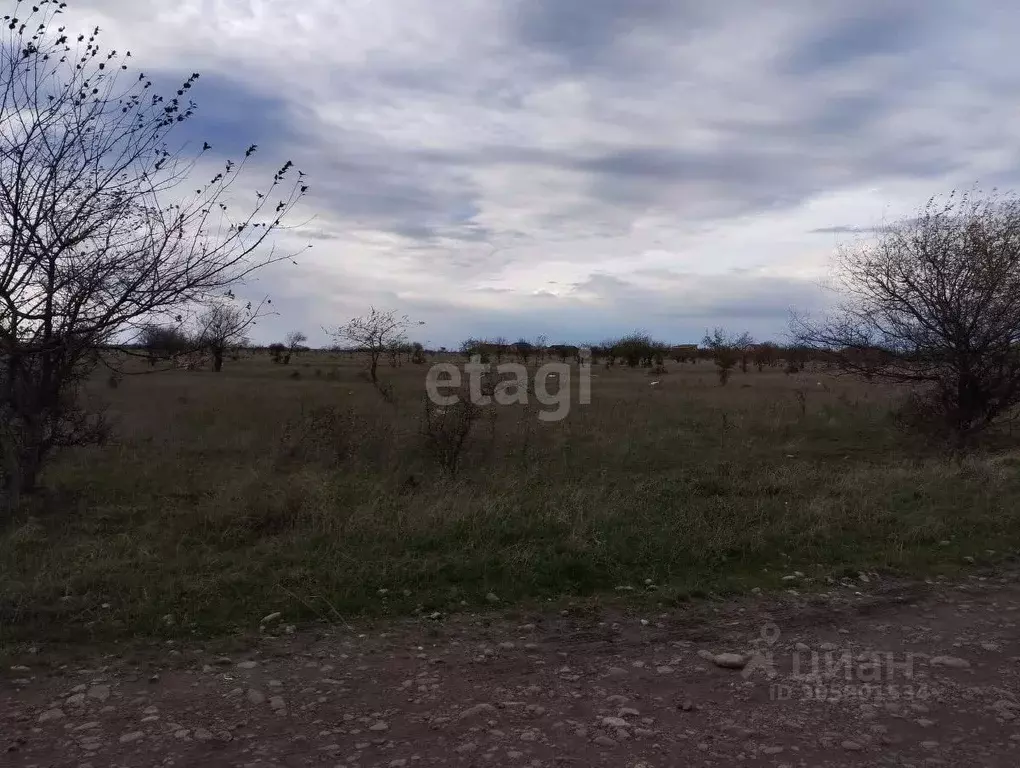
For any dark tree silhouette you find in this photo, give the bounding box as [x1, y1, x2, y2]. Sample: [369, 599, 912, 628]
[196, 299, 264, 372]
[702, 328, 753, 385]
[138, 324, 192, 364]
[793, 188, 1020, 448]
[285, 330, 308, 356]
[326, 307, 421, 384]
[0, 1, 308, 511]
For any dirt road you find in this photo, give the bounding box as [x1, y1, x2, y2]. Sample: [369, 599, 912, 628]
[3, 573, 1020, 766]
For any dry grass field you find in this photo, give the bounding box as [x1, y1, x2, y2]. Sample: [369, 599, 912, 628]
[3, 350, 1020, 646]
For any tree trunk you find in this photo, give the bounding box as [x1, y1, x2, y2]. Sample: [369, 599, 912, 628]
[1, 420, 45, 513]
[212, 348, 224, 372]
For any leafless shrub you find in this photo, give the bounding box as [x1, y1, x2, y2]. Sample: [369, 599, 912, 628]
[276, 405, 363, 469]
[376, 380, 396, 404]
[420, 395, 482, 475]
[794, 388, 808, 418]
[268, 343, 288, 364]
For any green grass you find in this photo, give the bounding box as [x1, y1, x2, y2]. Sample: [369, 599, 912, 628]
[2, 351, 1020, 645]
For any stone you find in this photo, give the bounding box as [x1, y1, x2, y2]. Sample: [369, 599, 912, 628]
[461, 701, 495, 718]
[713, 653, 747, 670]
[247, 689, 266, 705]
[87, 685, 111, 702]
[931, 655, 970, 669]
[602, 716, 629, 728]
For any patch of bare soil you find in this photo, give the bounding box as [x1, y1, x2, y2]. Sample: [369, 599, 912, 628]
[3, 572, 1020, 767]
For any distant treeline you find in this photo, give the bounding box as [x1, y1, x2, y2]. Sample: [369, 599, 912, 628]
[117, 333, 886, 373]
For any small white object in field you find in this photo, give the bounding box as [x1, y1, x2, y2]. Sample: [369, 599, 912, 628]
[546, 373, 557, 377]
[650, 381, 660, 386]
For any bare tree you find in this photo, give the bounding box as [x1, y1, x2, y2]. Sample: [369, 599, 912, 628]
[492, 336, 508, 364]
[514, 338, 533, 365]
[793, 189, 1020, 448]
[267, 342, 288, 364]
[0, 2, 308, 510]
[753, 342, 779, 372]
[195, 299, 263, 372]
[285, 330, 307, 356]
[611, 331, 654, 368]
[702, 328, 752, 385]
[325, 307, 422, 384]
[138, 323, 192, 365]
[534, 334, 548, 362]
[410, 341, 426, 364]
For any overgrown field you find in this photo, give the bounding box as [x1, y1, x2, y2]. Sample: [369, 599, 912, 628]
[3, 352, 1020, 645]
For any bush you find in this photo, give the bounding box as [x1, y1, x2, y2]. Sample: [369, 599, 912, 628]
[420, 396, 482, 475]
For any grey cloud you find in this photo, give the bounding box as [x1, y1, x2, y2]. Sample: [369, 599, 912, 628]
[779, 3, 931, 75]
[293, 138, 494, 245]
[511, 0, 685, 70]
[808, 225, 861, 234]
[411, 270, 831, 346]
[71, 0, 1020, 345]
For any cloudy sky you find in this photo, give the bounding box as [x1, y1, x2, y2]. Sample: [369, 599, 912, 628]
[62, 0, 1020, 347]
